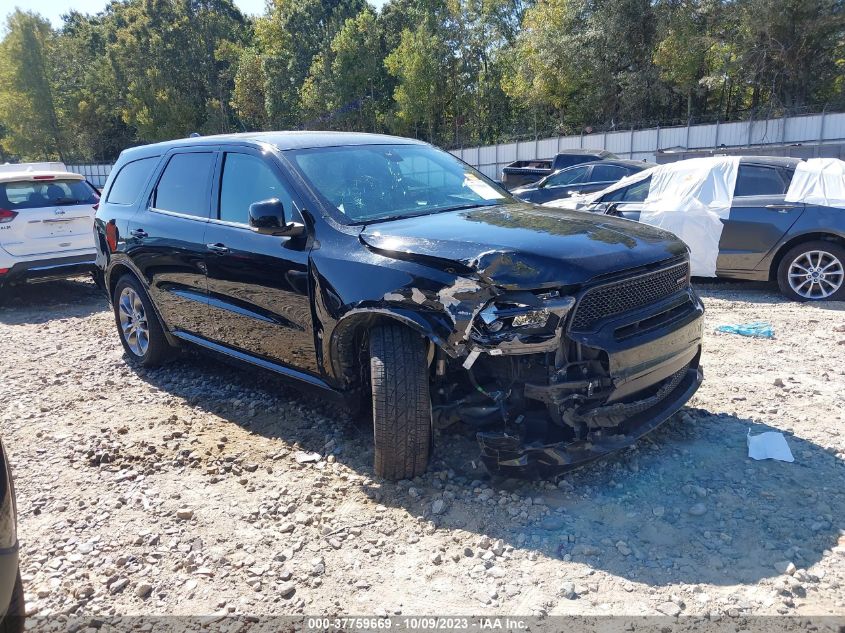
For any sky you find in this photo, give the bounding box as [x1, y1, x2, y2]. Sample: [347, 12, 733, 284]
[5, 0, 387, 27]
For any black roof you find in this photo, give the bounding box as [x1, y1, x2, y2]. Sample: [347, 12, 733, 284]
[118, 131, 427, 161]
[556, 149, 614, 157]
[584, 158, 651, 169]
[738, 155, 802, 168]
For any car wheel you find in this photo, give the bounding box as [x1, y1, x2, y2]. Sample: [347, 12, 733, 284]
[777, 240, 845, 301]
[369, 324, 432, 480]
[0, 568, 25, 633]
[113, 274, 174, 366]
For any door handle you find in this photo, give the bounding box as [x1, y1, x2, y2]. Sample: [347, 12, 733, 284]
[764, 204, 799, 210]
[130, 228, 148, 238]
[206, 243, 230, 254]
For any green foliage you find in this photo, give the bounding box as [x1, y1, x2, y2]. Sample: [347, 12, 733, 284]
[300, 8, 389, 130]
[0, 10, 65, 160]
[0, 0, 841, 161]
[385, 25, 450, 140]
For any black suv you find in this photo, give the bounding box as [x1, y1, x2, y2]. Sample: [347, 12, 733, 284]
[0, 437, 23, 631]
[94, 132, 704, 479]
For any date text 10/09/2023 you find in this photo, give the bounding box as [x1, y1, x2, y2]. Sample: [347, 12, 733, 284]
[305, 617, 529, 631]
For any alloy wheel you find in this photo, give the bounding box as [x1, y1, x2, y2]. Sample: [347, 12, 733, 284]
[787, 249, 844, 300]
[118, 287, 150, 356]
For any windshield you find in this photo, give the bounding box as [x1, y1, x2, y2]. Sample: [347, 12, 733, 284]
[289, 143, 515, 223]
[1, 179, 99, 209]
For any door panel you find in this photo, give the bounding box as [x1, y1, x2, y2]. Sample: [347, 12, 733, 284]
[126, 150, 216, 338]
[717, 196, 805, 272]
[204, 150, 318, 373]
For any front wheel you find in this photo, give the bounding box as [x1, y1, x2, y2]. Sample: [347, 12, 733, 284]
[369, 325, 432, 480]
[777, 241, 845, 301]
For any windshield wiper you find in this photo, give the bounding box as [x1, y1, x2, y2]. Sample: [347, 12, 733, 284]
[359, 202, 497, 225]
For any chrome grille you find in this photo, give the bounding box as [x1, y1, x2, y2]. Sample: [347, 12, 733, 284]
[571, 262, 690, 331]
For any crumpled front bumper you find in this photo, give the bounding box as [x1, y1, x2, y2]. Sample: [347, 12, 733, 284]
[477, 364, 703, 478]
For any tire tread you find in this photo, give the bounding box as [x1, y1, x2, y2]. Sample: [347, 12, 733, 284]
[369, 325, 431, 480]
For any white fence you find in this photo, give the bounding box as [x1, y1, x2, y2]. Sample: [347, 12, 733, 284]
[66, 163, 112, 187]
[450, 111, 845, 179]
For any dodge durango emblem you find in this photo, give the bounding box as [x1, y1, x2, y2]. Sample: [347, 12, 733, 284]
[54, 208, 66, 215]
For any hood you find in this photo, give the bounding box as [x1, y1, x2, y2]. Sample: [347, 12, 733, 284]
[359, 203, 688, 288]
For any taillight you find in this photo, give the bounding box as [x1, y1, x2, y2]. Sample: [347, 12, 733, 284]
[32, 175, 55, 180]
[105, 221, 118, 252]
[0, 209, 17, 224]
[0, 268, 8, 276]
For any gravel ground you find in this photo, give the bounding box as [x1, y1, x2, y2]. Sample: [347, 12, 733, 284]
[0, 277, 844, 620]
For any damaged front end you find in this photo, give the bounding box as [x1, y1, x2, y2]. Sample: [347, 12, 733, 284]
[431, 258, 704, 478]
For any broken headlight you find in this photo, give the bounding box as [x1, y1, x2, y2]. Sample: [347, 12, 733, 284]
[480, 304, 551, 331]
[475, 291, 575, 338]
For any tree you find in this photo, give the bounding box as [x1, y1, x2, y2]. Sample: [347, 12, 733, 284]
[0, 10, 65, 160]
[384, 25, 451, 141]
[734, 0, 845, 113]
[97, 0, 247, 142]
[246, 0, 366, 128]
[301, 9, 388, 130]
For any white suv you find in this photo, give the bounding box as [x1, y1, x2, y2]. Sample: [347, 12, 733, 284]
[0, 164, 100, 289]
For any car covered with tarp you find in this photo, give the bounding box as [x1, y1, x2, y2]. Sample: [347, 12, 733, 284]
[546, 157, 845, 301]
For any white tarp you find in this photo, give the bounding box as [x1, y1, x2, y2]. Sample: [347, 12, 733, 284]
[544, 167, 655, 210]
[542, 158, 739, 276]
[640, 156, 739, 277]
[784, 158, 845, 209]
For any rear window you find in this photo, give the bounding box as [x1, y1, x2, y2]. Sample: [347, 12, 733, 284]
[0, 179, 99, 210]
[106, 157, 159, 205]
[734, 165, 788, 197]
[590, 165, 629, 181]
[553, 156, 592, 169]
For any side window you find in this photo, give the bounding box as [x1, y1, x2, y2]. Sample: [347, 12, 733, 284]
[590, 165, 627, 182]
[218, 153, 297, 225]
[106, 157, 159, 205]
[603, 176, 651, 203]
[546, 166, 589, 187]
[153, 153, 215, 217]
[734, 165, 787, 197]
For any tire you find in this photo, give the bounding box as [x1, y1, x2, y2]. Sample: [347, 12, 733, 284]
[369, 325, 432, 480]
[0, 568, 25, 633]
[777, 240, 845, 302]
[112, 274, 174, 366]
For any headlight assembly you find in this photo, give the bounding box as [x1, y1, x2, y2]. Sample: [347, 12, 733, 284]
[474, 291, 575, 341]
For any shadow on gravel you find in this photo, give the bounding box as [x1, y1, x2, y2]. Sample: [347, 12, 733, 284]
[0, 278, 105, 323]
[421, 410, 844, 588]
[130, 350, 844, 590]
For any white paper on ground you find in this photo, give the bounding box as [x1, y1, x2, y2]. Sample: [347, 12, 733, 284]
[640, 156, 740, 278]
[747, 429, 794, 462]
[784, 158, 845, 209]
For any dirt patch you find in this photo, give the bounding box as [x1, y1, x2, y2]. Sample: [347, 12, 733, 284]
[1, 278, 843, 617]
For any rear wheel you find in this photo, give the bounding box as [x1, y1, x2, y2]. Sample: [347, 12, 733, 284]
[113, 274, 174, 366]
[369, 325, 432, 480]
[777, 241, 845, 301]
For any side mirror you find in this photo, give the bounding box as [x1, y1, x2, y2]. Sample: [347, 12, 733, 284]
[248, 198, 305, 237]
